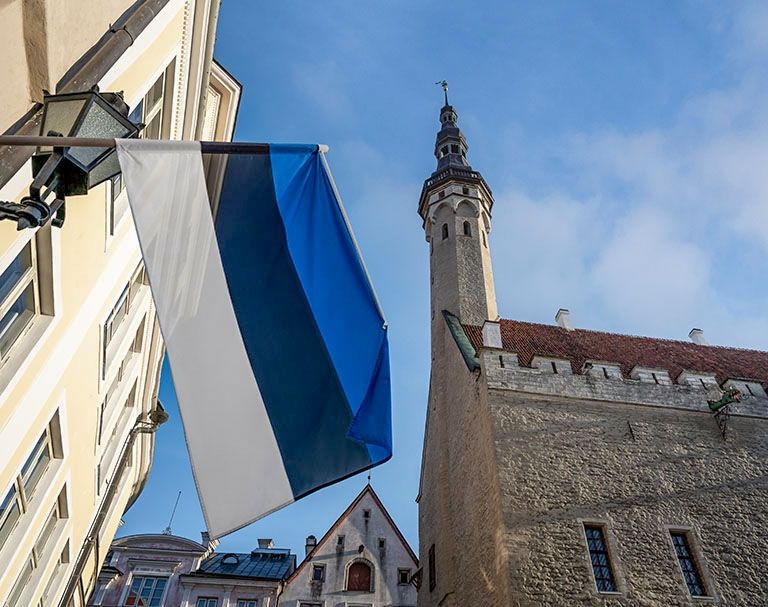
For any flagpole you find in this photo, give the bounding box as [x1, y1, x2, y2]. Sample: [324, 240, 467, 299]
[0, 135, 270, 153]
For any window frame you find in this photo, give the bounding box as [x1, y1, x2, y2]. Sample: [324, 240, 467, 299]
[667, 528, 713, 599]
[123, 574, 169, 607]
[397, 568, 411, 585]
[581, 523, 621, 595]
[345, 559, 374, 593]
[236, 600, 257, 607]
[311, 563, 326, 582]
[195, 598, 219, 607]
[0, 240, 40, 364]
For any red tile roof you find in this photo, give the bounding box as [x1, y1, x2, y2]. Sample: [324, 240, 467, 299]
[463, 319, 768, 388]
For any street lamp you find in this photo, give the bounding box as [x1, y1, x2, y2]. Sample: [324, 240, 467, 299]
[0, 88, 140, 230]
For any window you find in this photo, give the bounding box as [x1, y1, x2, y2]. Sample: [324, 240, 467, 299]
[41, 541, 70, 607]
[428, 544, 436, 592]
[347, 561, 372, 592]
[584, 525, 617, 593]
[670, 532, 707, 597]
[110, 61, 176, 232]
[195, 598, 218, 607]
[462, 186, 469, 195]
[378, 537, 386, 550]
[450, 144, 459, 153]
[124, 576, 167, 606]
[0, 415, 62, 555]
[441, 223, 448, 240]
[6, 553, 35, 607]
[363, 508, 371, 520]
[102, 263, 148, 378]
[5, 487, 67, 607]
[440, 146, 449, 157]
[236, 601, 257, 607]
[0, 241, 38, 361]
[312, 564, 325, 582]
[336, 535, 345, 550]
[462, 221, 471, 236]
[398, 568, 411, 585]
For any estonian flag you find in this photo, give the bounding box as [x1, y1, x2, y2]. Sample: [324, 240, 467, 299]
[115, 140, 391, 538]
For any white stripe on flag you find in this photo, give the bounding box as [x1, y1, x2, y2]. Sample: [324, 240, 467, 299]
[116, 139, 294, 538]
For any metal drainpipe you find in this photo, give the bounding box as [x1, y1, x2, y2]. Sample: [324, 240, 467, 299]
[57, 407, 168, 607]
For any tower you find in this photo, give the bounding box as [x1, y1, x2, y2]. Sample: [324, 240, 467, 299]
[417, 90, 498, 340]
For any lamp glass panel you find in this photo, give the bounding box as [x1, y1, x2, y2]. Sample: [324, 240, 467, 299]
[41, 98, 86, 137]
[69, 102, 131, 168]
[87, 150, 122, 189]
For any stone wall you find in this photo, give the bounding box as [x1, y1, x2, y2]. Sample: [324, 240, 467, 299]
[417, 323, 511, 607]
[482, 351, 768, 606]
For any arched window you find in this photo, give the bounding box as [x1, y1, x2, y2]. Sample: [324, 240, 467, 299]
[347, 561, 372, 592]
[441, 224, 448, 240]
[463, 221, 471, 236]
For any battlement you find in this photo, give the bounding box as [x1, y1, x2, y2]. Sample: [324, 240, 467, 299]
[480, 349, 768, 418]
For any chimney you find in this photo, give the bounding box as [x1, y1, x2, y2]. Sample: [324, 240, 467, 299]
[257, 538, 274, 549]
[305, 535, 317, 557]
[555, 308, 574, 331]
[482, 320, 502, 348]
[689, 328, 708, 345]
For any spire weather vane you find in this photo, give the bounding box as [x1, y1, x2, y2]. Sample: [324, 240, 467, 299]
[436, 80, 449, 105]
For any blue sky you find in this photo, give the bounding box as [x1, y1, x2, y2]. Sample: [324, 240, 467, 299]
[120, 1, 768, 557]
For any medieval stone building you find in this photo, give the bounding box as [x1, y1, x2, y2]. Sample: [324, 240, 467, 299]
[416, 98, 768, 606]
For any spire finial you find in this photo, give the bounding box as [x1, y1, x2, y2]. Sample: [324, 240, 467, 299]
[436, 80, 449, 106]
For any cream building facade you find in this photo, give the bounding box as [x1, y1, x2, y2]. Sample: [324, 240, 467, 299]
[0, 2, 239, 606]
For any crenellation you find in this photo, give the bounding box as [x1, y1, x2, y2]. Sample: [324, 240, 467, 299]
[481, 349, 768, 419]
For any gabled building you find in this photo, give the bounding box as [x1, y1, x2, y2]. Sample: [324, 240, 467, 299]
[279, 485, 417, 607]
[416, 96, 768, 606]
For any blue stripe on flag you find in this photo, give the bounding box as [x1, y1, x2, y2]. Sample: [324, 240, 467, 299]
[212, 150, 389, 498]
[269, 145, 392, 461]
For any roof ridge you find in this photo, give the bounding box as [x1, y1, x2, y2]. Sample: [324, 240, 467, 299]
[465, 318, 768, 355]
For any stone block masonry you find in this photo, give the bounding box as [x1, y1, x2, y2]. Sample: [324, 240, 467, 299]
[482, 350, 768, 606]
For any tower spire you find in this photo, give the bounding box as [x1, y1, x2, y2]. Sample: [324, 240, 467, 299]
[436, 80, 449, 106]
[417, 94, 498, 328]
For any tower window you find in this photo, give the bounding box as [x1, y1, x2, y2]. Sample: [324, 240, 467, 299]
[441, 224, 448, 240]
[440, 146, 449, 156]
[462, 186, 469, 195]
[438, 190, 445, 199]
[583, 525, 617, 593]
[428, 544, 436, 591]
[463, 221, 471, 237]
[451, 144, 459, 153]
[670, 532, 707, 597]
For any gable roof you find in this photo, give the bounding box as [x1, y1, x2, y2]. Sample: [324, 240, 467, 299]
[285, 485, 418, 584]
[462, 319, 768, 388]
